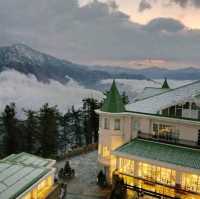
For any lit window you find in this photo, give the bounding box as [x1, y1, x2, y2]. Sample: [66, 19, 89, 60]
[182, 173, 200, 193]
[47, 176, 53, 187]
[32, 188, 37, 199]
[104, 118, 109, 129]
[98, 144, 102, 155]
[114, 119, 121, 130]
[119, 158, 134, 175]
[102, 146, 110, 158]
[138, 162, 176, 186]
[38, 180, 46, 191]
[152, 122, 179, 141]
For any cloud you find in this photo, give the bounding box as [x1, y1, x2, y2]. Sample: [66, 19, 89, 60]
[0, 70, 103, 116]
[0, 0, 200, 65]
[171, 0, 200, 8]
[138, 0, 152, 12]
[144, 18, 185, 32]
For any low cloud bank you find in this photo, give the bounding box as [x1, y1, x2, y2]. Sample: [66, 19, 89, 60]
[0, 70, 103, 115]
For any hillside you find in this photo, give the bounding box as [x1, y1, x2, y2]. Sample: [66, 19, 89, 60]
[0, 44, 146, 87]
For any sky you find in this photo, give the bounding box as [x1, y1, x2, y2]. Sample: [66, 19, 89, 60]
[80, 0, 200, 29]
[0, 0, 200, 68]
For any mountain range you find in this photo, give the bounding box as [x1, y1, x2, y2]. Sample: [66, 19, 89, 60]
[0, 44, 146, 88]
[0, 44, 200, 90]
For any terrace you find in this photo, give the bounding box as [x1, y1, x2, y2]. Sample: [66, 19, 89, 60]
[138, 131, 200, 149]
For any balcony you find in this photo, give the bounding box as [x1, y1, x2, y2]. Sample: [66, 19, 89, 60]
[138, 131, 200, 149]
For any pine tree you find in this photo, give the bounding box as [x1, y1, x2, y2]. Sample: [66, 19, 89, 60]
[38, 103, 60, 158]
[59, 109, 73, 153]
[23, 110, 39, 153]
[0, 116, 6, 157]
[82, 98, 101, 144]
[2, 103, 19, 155]
[71, 106, 83, 146]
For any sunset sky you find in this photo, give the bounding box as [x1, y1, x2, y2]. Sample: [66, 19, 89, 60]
[0, 0, 200, 68]
[80, 0, 200, 29]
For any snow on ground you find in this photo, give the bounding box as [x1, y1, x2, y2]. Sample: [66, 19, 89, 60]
[56, 151, 110, 199]
[0, 70, 103, 116]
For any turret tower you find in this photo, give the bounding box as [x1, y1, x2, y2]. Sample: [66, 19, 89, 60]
[97, 80, 128, 182]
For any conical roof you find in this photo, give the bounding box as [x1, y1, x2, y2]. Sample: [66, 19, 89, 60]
[101, 80, 126, 113]
[162, 78, 170, 89]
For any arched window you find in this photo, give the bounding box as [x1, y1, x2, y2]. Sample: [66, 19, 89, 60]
[191, 102, 198, 110]
[183, 102, 190, 109]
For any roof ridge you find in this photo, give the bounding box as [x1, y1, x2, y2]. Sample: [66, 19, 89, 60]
[144, 87, 166, 90]
[129, 80, 200, 103]
[138, 138, 200, 151]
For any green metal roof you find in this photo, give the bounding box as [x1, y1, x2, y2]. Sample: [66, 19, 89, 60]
[101, 80, 126, 113]
[3, 152, 55, 168]
[162, 78, 170, 89]
[0, 161, 50, 199]
[0, 152, 55, 199]
[114, 138, 200, 170]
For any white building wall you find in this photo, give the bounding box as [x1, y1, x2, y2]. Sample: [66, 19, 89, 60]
[176, 123, 199, 142]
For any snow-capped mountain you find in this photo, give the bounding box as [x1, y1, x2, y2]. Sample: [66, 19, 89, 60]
[0, 44, 147, 88]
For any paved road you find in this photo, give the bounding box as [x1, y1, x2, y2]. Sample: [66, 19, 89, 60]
[56, 151, 110, 199]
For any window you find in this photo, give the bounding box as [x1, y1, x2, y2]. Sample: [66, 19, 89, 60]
[114, 119, 121, 130]
[119, 158, 134, 175]
[183, 102, 190, 109]
[153, 123, 159, 136]
[182, 173, 200, 193]
[162, 108, 169, 116]
[169, 106, 175, 117]
[198, 131, 200, 145]
[191, 102, 198, 110]
[139, 162, 176, 186]
[104, 118, 109, 129]
[176, 105, 182, 118]
[152, 122, 179, 141]
[47, 176, 53, 186]
[139, 162, 156, 181]
[22, 193, 31, 199]
[102, 146, 110, 158]
[133, 120, 140, 131]
[98, 144, 102, 155]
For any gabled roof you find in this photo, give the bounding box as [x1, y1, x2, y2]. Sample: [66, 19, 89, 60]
[101, 80, 125, 113]
[162, 78, 170, 89]
[114, 138, 200, 170]
[126, 80, 198, 114]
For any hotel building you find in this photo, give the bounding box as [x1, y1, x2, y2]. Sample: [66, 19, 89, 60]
[0, 152, 57, 199]
[97, 80, 200, 199]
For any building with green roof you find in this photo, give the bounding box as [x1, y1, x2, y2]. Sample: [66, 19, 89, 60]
[97, 80, 200, 199]
[0, 153, 56, 199]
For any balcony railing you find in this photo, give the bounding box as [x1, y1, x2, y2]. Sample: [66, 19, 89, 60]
[138, 131, 200, 149]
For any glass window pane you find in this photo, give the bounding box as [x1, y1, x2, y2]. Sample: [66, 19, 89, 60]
[114, 119, 121, 130]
